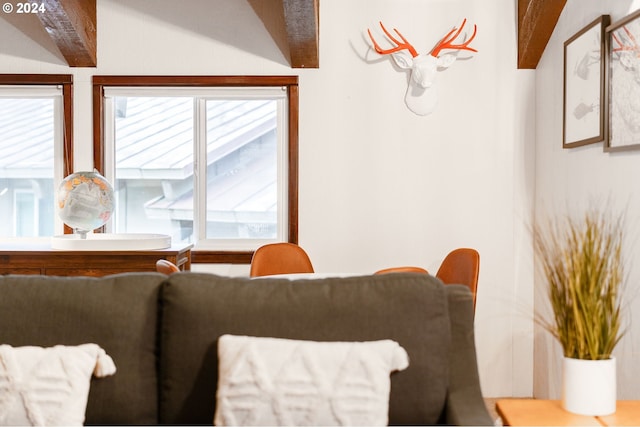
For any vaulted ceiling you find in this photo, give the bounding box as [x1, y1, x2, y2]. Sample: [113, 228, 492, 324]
[28, 0, 558, 70]
[32, 0, 318, 68]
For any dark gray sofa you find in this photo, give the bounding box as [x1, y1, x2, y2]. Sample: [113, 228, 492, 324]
[0, 271, 492, 425]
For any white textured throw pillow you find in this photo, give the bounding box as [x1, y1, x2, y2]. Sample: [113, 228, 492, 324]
[0, 343, 116, 426]
[214, 335, 409, 426]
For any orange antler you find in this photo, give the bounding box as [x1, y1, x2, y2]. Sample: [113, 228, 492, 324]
[430, 18, 478, 57]
[612, 26, 640, 56]
[367, 22, 418, 58]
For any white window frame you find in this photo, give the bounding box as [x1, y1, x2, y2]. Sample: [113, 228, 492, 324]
[0, 85, 66, 236]
[102, 86, 289, 251]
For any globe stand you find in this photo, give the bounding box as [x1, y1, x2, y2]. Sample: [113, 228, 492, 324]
[74, 229, 89, 240]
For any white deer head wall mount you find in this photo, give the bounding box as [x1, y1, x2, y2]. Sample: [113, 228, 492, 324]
[367, 19, 478, 116]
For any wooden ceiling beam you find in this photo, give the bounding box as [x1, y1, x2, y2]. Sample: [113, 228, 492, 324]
[518, 0, 566, 69]
[31, 0, 317, 69]
[13, 0, 563, 71]
[282, 0, 319, 68]
[37, 0, 97, 67]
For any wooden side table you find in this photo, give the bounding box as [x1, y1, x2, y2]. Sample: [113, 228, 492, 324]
[496, 399, 640, 426]
[0, 240, 193, 276]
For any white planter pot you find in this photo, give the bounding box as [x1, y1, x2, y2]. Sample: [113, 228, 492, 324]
[562, 356, 616, 416]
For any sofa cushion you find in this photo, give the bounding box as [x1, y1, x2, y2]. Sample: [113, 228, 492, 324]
[0, 273, 164, 425]
[160, 273, 451, 425]
[214, 335, 409, 426]
[0, 343, 116, 426]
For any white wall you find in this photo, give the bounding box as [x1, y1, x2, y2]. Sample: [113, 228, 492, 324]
[534, 0, 640, 399]
[0, 0, 535, 397]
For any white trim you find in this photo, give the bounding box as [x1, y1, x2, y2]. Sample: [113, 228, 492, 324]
[0, 85, 62, 97]
[194, 97, 207, 242]
[53, 95, 64, 234]
[103, 86, 288, 99]
[103, 96, 116, 233]
[276, 97, 289, 242]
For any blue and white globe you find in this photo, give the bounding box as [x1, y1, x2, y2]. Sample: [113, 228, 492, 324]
[57, 170, 115, 234]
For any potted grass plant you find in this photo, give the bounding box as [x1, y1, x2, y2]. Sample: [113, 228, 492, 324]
[534, 208, 625, 416]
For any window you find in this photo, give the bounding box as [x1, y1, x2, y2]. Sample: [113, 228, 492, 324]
[0, 75, 73, 238]
[14, 190, 38, 236]
[94, 76, 298, 260]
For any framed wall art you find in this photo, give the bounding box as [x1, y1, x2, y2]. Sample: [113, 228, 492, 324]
[605, 9, 640, 152]
[563, 15, 609, 148]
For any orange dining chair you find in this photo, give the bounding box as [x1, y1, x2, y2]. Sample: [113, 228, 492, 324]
[156, 259, 180, 274]
[435, 248, 480, 310]
[374, 266, 429, 275]
[249, 243, 314, 277]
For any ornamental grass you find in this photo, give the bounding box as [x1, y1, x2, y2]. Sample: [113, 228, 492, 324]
[534, 209, 625, 360]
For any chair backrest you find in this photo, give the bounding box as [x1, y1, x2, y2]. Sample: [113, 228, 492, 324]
[374, 266, 429, 275]
[435, 248, 480, 309]
[249, 243, 314, 277]
[156, 259, 180, 274]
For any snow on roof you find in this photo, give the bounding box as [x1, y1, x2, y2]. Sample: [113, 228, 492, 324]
[0, 96, 277, 179]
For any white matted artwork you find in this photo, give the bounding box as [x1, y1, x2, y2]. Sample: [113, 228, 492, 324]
[605, 9, 640, 152]
[563, 15, 609, 148]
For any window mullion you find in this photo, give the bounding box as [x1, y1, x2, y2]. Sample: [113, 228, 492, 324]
[194, 98, 208, 243]
[277, 98, 289, 242]
[103, 97, 116, 233]
[53, 95, 65, 234]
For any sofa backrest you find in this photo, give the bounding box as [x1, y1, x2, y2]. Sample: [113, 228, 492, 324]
[0, 273, 165, 425]
[159, 272, 453, 425]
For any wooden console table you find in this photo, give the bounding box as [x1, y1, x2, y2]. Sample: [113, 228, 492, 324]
[496, 399, 640, 426]
[0, 239, 192, 277]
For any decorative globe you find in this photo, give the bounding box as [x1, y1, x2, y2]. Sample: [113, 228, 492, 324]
[57, 170, 115, 234]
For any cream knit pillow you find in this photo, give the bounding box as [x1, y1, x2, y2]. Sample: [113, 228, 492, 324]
[0, 344, 116, 426]
[214, 335, 409, 426]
